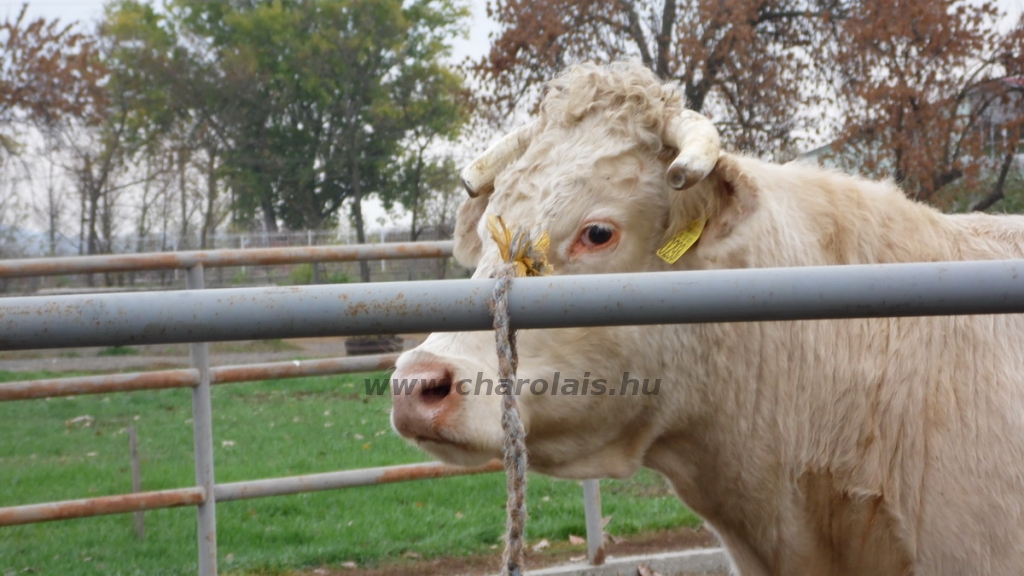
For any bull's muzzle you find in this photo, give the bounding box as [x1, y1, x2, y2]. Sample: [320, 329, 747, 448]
[390, 362, 458, 443]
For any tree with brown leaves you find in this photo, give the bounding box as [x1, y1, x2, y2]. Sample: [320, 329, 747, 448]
[828, 0, 1024, 206]
[0, 5, 105, 157]
[477, 0, 1023, 208]
[476, 0, 854, 157]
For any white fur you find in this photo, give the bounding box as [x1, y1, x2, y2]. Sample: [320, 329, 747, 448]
[392, 62, 1024, 575]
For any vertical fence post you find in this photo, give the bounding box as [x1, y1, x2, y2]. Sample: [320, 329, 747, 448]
[582, 479, 605, 565]
[187, 264, 218, 576]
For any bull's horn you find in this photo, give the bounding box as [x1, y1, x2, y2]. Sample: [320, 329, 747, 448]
[663, 110, 721, 190]
[460, 121, 536, 198]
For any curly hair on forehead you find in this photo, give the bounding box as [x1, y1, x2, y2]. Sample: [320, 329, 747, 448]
[537, 61, 686, 153]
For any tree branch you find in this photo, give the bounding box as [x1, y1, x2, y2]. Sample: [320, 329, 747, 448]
[622, 0, 653, 69]
[656, 0, 676, 79]
[972, 151, 1017, 211]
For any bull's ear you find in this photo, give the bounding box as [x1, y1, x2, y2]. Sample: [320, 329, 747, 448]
[700, 154, 760, 242]
[453, 195, 488, 267]
[663, 153, 759, 261]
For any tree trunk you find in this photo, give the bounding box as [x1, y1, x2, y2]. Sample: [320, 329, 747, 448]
[351, 189, 370, 282]
[261, 189, 278, 233]
[201, 149, 218, 249]
[349, 135, 371, 282]
[178, 148, 189, 249]
[410, 153, 423, 241]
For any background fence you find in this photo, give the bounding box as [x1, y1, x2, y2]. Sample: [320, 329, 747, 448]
[0, 241, 608, 576]
[4, 248, 1024, 575]
[0, 228, 462, 296]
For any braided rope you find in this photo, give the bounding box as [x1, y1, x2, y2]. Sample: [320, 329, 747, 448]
[487, 215, 552, 573]
[492, 263, 527, 576]
[487, 216, 551, 576]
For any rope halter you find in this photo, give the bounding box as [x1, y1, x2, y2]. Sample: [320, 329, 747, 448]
[487, 214, 551, 576]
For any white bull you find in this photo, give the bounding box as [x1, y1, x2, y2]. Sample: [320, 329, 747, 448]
[390, 61, 1024, 575]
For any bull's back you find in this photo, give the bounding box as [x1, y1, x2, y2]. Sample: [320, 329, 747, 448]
[948, 212, 1024, 260]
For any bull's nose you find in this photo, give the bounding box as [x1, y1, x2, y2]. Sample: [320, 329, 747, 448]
[391, 363, 458, 442]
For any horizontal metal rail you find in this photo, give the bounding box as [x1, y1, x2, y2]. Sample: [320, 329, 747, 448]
[0, 488, 206, 526]
[0, 240, 453, 278]
[2, 259, 1024, 351]
[214, 460, 504, 502]
[0, 462, 503, 527]
[0, 354, 400, 401]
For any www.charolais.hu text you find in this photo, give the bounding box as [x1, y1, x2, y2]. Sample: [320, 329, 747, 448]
[366, 373, 661, 396]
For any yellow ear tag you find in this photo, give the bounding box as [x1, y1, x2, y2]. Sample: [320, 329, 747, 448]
[656, 217, 707, 264]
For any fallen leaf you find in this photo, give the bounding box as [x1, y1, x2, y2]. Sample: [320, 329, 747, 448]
[532, 539, 550, 552]
[601, 515, 612, 528]
[637, 562, 664, 576]
[354, 433, 364, 440]
[402, 551, 420, 559]
[455, 511, 463, 519]
[362, 442, 372, 449]
[341, 561, 358, 569]
[569, 555, 586, 562]
[221, 440, 236, 448]
[65, 415, 94, 428]
[568, 534, 585, 545]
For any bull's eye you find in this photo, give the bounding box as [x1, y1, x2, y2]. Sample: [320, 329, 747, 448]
[585, 224, 614, 246]
[572, 222, 619, 257]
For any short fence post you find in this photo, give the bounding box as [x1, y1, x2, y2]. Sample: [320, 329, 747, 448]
[128, 425, 145, 540]
[582, 479, 605, 565]
[187, 264, 218, 576]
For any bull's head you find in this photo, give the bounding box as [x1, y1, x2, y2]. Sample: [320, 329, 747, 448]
[391, 62, 750, 480]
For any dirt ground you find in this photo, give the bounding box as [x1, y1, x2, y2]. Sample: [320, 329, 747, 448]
[285, 526, 724, 576]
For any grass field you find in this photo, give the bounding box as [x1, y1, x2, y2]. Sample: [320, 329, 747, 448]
[0, 370, 700, 576]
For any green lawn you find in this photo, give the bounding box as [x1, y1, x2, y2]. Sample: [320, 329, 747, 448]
[0, 370, 699, 575]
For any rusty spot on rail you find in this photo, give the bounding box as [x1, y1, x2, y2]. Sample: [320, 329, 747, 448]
[0, 370, 198, 401]
[0, 488, 206, 526]
[377, 460, 503, 483]
[0, 355, 399, 402]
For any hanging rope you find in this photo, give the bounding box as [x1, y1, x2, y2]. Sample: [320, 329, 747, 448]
[487, 215, 551, 576]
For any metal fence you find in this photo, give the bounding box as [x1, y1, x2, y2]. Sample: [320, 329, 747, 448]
[4, 228, 461, 295]
[4, 249, 1024, 575]
[0, 241, 608, 575]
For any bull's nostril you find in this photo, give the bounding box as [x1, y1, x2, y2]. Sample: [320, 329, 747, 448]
[420, 373, 453, 405]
